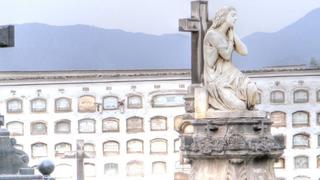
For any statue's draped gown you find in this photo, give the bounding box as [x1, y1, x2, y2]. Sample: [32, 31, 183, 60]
[203, 28, 257, 110]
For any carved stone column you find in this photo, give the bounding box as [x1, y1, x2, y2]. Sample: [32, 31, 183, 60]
[179, 111, 284, 180]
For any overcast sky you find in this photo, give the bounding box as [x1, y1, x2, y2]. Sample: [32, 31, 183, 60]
[1, 0, 320, 37]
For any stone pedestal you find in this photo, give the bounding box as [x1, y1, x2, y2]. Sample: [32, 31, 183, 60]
[179, 111, 284, 180]
[0, 127, 55, 179]
[0, 128, 28, 174]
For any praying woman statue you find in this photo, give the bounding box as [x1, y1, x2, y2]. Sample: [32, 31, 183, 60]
[203, 6, 257, 111]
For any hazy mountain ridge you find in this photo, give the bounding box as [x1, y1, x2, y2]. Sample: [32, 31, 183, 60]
[234, 8, 320, 70]
[0, 23, 190, 71]
[0, 8, 319, 71]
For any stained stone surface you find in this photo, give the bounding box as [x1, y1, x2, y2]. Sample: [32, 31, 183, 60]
[0, 128, 28, 174]
[179, 112, 284, 180]
[0, 25, 14, 47]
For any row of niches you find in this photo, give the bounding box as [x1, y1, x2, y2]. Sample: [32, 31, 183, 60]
[13, 133, 319, 158]
[5, 93, 185, 113]
[260, 133, 319, 149]
[51, 157, 320, 178]
[6, 116, 178, 135]
[278, 176, 316, 180]
[289, 133, 320, 148]
[53, 161, 172, 178]
[16, 138, 181, 158]
[270, 111, 320, 127]
[53, 161, 191, 178]
[256, 89, 320, 104]
[274, 155, 320, 169]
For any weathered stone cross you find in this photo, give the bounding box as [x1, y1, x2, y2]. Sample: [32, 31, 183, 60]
[63, 140, 90, 180]
[0, 25, 14, 47]
[179, 0, 211, 84]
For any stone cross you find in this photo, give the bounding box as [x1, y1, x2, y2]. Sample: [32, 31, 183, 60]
[0, 25, 15, 47]
[179, 1, 211, 84]
[63, 140, 90, 180]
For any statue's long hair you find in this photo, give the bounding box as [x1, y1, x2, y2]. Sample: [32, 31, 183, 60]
[210, 6, 236, 29]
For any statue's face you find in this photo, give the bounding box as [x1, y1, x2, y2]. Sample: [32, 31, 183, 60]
[226, 10, 237, 28]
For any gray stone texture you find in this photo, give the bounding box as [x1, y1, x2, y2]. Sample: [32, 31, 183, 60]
[0, 128, 28, 174]
[0, 25, 14, 47]
[180, 112, 284, 180]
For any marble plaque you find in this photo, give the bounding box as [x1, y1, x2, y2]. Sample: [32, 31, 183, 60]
[127, 117, 143, 132]
[103, 141, 119, 155]
[271, 111, 286, 127]
[292, 111, 309, 126]
[102, 118, 119, 132]
[294, 156, 308, 169]
[152, 94, 185, 107]
[55, 97, 71, 112]
[32, 143, 48, 157]
[31, 98, 46, 112]
[150, 139, 167, 153]
[55, 120, 71, 133]
[79, 119, 95, 133]
[7, 99, 22, 113]
[78, 95, 96, 112]
[31, 122, 47, 135]
[103, 96, 118, 110]
[127, 140, 143, 153]
[152, 162, 166, 174]
[127, 161, 143, 177]
[270, 91, 284, 103]
[7, 121, 23, 136]
[294, 90, 308, 103]
[104, 163, 118, 176]
[128, 95, 143, 108]
[150, 117, 167, 131]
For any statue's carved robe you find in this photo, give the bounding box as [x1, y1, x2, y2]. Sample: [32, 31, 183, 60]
[203, 29, 257, 110]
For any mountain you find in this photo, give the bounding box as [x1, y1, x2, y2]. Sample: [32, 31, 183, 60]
[0, 23, 190, 71]
[0, 8, 320, 71]
[233, 8, 320, 70]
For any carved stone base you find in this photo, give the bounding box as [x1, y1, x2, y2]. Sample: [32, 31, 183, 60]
[179, 111, 284, 180]
[191, 157, 276, 180]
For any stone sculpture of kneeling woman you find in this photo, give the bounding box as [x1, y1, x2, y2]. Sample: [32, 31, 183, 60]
[203, 6, 257, 111]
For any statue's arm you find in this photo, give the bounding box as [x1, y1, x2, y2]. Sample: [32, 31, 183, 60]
[207, 31, 233, 61]
[233, 33, 248, 56]
[203, 41, 218, 68]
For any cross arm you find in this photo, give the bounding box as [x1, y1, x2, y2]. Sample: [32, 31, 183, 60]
[179, 18, 200, 32]
[0, 25, 14, 47]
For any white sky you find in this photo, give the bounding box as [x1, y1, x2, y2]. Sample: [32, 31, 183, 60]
[0, 0, 320, 37]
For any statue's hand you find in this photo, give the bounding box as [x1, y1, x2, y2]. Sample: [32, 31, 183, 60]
[228, 28, 234, 43]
